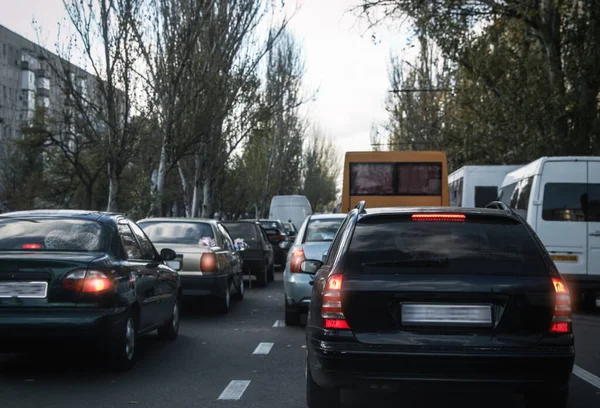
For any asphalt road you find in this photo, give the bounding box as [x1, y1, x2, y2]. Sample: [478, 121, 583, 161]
[1, 274, 600, 408]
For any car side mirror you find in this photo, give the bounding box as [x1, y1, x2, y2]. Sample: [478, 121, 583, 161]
[300, 260, 323, 274]
[160, 248, 177, 261]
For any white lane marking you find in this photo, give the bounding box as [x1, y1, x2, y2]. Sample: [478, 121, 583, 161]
[573, 365, 600, 390]
[217, 380, 251, 400]
[252, 342, 274, 355]
[273, 320, 286, 327]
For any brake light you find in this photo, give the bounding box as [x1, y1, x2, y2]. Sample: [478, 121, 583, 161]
[412, 213, 466, 222]
[62, 269, 113, 293]
[550, 276, 571, 333]
[21, 243, 41, 249]
[290, 249, 305, 273]
[200, 252, 218, 273]
[321, 274, 349, 330]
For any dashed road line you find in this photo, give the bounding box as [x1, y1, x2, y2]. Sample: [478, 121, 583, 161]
[252, 342, 274, 355]
[217, 380, 251, 400]
[573, 365, 600, 390]
[273, 320, 286, 327]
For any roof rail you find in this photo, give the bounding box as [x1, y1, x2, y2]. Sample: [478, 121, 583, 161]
[355, 200, 366, 214]
[486, 201, 510, 211]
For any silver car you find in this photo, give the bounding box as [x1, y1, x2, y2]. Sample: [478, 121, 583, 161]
[283, 213, 347, 325]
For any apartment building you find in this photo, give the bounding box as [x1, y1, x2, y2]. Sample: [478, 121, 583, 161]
[0, 24, 93, 142]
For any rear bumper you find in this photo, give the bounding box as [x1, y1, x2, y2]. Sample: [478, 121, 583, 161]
[307, 337, 575, 391]
[0, 307, 128, 351]
[284, 270, 312, 308]
[180, 273, 229, 298]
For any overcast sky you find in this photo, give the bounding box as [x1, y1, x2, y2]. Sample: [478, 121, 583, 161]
[0, 0, 412, 155]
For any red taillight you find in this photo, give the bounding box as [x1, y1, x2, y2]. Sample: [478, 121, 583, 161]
[290, 249, 306, 273]
[549, 276, 572, 333]
[200, 252, 218, 273]
[22, 243, 41, 249]
[321, 274, 349, 330]
[412, 213, 466, 222]
[62, 269, 113, 293]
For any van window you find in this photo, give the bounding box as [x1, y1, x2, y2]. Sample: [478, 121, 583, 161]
[499, 182, 516, 206]
[514, 177, 533, 218]
[588, 184, 600, 222]
[474, 186, 498, 208]
[542, 183, 587, 222]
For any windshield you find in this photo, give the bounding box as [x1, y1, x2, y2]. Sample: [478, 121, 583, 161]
[0, 218, 106, 252]
[139, 221, 214, 245]
[304, 218, 344, 242]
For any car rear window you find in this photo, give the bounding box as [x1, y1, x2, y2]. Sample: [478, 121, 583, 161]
[304, 218, 344, 242]
[346, 216, 547, 275]
[223, 223, 258, 242]
[139, 221, 214, 245]
[0, 218, 106, 252]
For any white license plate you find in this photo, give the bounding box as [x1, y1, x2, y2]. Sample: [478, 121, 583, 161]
[401, 304, 492, 326]
[0, 281, 48, 298]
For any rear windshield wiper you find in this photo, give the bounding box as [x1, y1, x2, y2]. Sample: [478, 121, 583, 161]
[362, 257, 449, 267]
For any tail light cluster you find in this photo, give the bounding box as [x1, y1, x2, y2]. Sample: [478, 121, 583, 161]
[290, 249, 305, 273]
[321, 274, 349, 330]
[62, 269, 113, 293]
[200, 252, 218, 273]
[550, 277, 571, 334]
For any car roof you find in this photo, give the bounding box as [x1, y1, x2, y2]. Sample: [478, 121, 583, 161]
[359, 206, 517, 220]
[309, 213, 347, 220]
[0, 209, 117, 222]
[137, 217, 217, 225]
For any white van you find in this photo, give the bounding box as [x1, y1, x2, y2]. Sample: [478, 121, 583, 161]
[269, 195, 312, 230]
[448, 165, 522, 207]
[498, 156, 600, 302]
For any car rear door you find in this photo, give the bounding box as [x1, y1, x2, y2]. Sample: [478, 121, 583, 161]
[588, 161, 600, 277]
[117, 221, 159, 330]
[536, 161, 588, 276]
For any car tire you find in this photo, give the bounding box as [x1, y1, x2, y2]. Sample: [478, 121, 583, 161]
[232, 275, 244, 301]
[285, 299, 301, 326]
[524, 387, 569, 408]
[217, 280, 231, 314]
[256, 264, 268, 288]
[306, 359, 340, 408]
[267, 262, 274, 282]
[110, 315, 137, 371]
[157, 296, 180, 341]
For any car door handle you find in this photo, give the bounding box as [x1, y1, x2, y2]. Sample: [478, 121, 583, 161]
[309, 280, 314, 286]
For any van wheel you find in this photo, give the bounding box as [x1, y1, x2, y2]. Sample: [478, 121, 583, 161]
[306, 359, 340, 408]
[525, 387, 568, 408]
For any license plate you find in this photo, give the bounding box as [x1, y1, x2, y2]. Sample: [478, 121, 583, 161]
[401, 304, 492, 327]
[0, 281, 48, 298]
[551, 254, 578, 262]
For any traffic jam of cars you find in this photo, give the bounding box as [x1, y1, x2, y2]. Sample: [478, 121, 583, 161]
[1, 162, 600, 408]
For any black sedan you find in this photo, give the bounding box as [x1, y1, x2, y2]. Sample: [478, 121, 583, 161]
[0, 210, 181, 370]
[305, 202, 574, 408]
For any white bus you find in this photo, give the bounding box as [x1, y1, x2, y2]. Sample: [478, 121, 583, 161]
[498, 156, 600, 305]
[448, 165, 522, 208]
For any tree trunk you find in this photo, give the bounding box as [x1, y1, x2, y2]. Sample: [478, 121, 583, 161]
[191, 153, 202, 218]
[177, 163, 191, 218]
[202, 178, 213, 218]
[106, 162, 118, 212]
